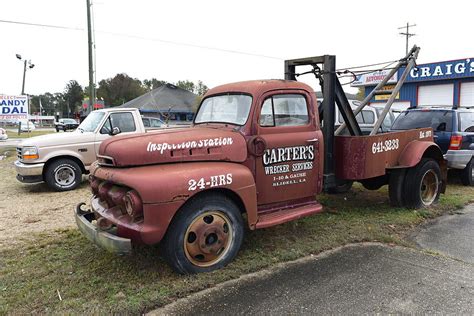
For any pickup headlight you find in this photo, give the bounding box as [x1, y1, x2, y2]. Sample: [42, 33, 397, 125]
[21, 146, 39, 160]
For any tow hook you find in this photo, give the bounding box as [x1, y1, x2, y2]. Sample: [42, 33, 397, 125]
[76, 202, 91, 215]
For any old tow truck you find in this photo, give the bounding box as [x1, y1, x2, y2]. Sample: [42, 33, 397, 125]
[75, 46, 446, 273]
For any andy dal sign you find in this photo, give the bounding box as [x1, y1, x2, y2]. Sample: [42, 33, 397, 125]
[406, 58, 474, 82]
[0, 95, 29, 120]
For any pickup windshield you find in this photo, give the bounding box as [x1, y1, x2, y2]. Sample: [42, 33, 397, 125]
[78, 111, 105, 132]
[195, 94, 252, 126]
[392, 110, 453, 132]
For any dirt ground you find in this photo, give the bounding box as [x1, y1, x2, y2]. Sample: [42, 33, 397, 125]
[0, 148, 90, 248]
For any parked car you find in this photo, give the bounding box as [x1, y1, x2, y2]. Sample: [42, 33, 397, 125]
[391, 107, 474, 185]
[333, 100, 395, 135]
[19, 119, 36, 132]
[0, 128, 8, 140]
[141, 116, 164, 128]
[55, 118, 79, 132]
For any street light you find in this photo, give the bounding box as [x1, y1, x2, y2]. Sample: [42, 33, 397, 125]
[16, 54, 35, 95]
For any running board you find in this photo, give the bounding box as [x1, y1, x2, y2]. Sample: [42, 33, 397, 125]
[255, 202, 323, 229]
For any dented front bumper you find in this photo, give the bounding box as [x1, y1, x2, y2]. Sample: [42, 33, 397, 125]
[75, 203, 132, 254]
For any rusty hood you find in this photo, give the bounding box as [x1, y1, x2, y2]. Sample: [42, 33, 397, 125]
[98, 127, 248, 167]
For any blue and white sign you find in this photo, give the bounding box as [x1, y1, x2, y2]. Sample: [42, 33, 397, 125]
[351, 70, 398, 87]
[0, 95, 29, 120]
[406, 58, 474, 82]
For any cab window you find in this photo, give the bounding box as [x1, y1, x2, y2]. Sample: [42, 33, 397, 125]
[259, 94, 309, 127]
[101, 112, 136, 134]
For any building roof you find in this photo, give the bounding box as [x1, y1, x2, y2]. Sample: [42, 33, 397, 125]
[118, 83, 198, 113]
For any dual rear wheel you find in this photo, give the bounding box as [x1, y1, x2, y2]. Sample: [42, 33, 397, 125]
[389, 158, 441, 208]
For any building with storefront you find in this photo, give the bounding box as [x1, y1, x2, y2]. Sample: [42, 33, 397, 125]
[352, 57, 474, 111]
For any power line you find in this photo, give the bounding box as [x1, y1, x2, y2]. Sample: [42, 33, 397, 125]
[0, 19, 283, 60]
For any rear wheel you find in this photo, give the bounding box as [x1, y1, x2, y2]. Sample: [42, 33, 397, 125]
[460, 158, 474, 186]
[389, 169, 406, 207]
[162, 193, 244, 274]
[403, 159, 441, 208]
[45, 159, 82, 191]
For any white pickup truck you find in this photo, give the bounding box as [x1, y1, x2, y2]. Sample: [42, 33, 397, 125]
[15, 108, 166, 191]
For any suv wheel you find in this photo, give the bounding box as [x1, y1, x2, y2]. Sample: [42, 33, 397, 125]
[45, 159, 82, 191]
[460, 158, 474, 186]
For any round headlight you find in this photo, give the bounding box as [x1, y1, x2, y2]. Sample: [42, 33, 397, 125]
[123, 190, 142, 218]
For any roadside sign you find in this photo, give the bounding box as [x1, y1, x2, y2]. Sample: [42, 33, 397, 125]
[0, 95, 29, 120]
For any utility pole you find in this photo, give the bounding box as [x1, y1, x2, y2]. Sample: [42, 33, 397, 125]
[16, 54, 34, 95]
[86, 0, 95, 114]
[398, 22, 416, 55]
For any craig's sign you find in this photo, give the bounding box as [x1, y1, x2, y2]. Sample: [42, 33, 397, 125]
[407, 58, 474, 82]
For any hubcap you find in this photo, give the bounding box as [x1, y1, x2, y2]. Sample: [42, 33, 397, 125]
[184, 211, 233, 267]
[419, 169, 439, 206]
[54, 166, 75, 186]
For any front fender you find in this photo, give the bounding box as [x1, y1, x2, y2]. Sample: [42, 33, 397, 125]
[92, 162, 257, 239]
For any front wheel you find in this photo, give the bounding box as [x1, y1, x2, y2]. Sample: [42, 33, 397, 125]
[460, 158, 474, 186]
[403, 158, 441, 209]
[162, 193, 244, 274]
[44, 159, 82, 191]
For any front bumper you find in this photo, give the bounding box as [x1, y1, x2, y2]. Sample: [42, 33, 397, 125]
[444, 150, 474, 169]
[14, 160, 44, 176]
[75, 203, 132, 254]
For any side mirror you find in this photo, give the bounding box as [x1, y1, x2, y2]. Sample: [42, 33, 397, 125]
[110, 126, 121, 136]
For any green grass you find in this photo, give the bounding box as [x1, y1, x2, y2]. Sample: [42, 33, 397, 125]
[1, 183, 472, 314]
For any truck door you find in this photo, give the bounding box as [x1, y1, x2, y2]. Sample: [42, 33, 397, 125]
[254, 92, 322, 205]
[94, 112, 140, 156]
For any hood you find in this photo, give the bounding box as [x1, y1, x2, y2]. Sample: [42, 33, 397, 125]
[99, 127, 248, 167]
[19, 131, 94, 148]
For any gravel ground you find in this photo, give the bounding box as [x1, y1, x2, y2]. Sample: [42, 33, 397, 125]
[0, 149, 90, 249]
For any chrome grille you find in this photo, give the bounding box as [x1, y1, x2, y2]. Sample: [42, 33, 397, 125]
[16, 147, 22, 160]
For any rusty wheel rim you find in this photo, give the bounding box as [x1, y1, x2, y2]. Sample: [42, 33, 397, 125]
[419, 169, 438, 206]
[184, 211, 233, 267]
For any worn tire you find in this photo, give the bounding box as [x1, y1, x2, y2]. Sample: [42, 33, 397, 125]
[403, 159, 441, 209]
[44, 159, 82, 191]
[389, 169, 406, 207]
[162, 193, 244, 274]
[460, 158, 474, 186]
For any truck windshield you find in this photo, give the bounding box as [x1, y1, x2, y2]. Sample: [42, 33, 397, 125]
[78, 112, 105, 132]
[391, 110, 453, 132]
[195, 94, 252, 126]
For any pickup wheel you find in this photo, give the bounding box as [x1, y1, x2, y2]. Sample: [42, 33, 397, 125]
[460, 158, 474, 186]
[389, 169, 406, 207]
[45, 159, 82, 191]
[162, 193, 244, 274]
[403, 159, 441, 208]
[55, 127, 59, 132]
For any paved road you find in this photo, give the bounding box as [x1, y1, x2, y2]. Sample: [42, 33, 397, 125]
[154, 205, 474, 315]
[412, 205, 474, 264]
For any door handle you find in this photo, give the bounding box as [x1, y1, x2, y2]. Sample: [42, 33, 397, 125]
[306, 138, 319, 143]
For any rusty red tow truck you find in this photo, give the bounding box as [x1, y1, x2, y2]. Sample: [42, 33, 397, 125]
[76, 47, 446, 274]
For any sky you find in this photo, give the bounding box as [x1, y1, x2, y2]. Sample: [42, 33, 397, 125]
[1, 0, 473, 97]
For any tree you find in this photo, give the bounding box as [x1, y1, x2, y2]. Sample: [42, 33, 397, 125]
[195, 80, 209, 96]
[143, 78, 167, 92]
[64, 80, 84, 117]
[97, 73, 145, 107]
[175, 80, 195, 93]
